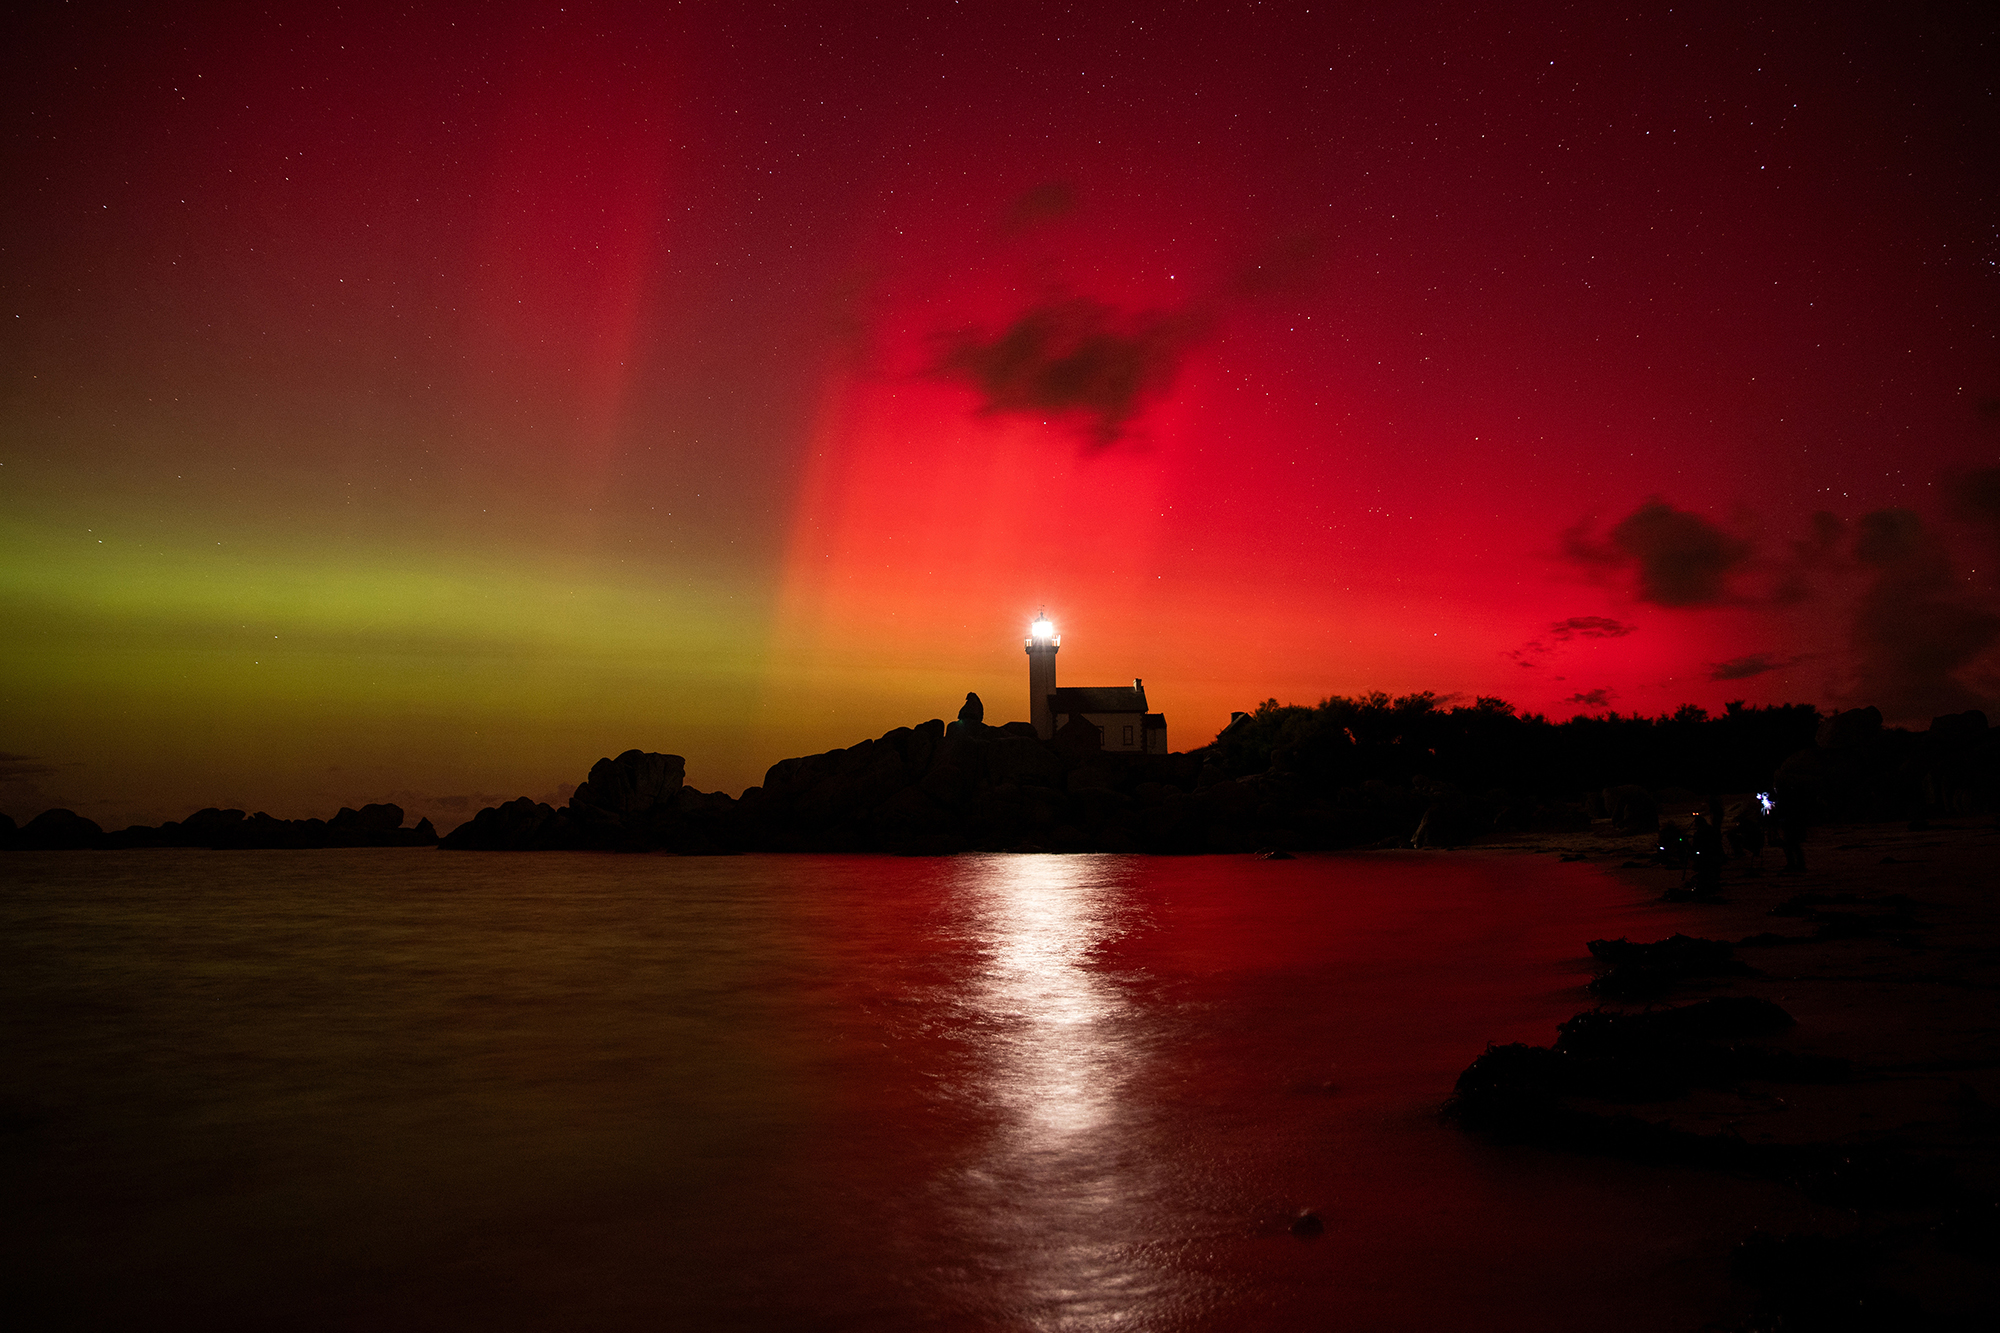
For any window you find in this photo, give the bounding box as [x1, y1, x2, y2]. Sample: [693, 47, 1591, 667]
[1122, 724, 1134, 747]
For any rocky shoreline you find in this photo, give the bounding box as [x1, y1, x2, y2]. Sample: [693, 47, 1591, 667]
[0, 801, 438, 851]
[1454, 822, 2000, 1330]
[6, 698, 1989, 859]
[431, 719, 1468, 855]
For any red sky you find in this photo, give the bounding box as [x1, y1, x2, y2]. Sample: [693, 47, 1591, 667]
[4, 1, 1997, 828]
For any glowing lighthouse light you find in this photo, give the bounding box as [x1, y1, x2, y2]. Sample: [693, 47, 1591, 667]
[1025, 608, 1060, 739]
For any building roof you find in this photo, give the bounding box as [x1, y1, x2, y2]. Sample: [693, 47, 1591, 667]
[1050, 684, 1148, 714]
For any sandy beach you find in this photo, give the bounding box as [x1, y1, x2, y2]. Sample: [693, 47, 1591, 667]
[1466, 817, 2000, 1326]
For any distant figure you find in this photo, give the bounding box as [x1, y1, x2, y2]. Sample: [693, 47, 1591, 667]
[1726, 797, 1766, 870]
[959, 692, 984, 725]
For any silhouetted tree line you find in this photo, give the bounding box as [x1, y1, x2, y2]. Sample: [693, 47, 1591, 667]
[1209, 693, 1825, 797]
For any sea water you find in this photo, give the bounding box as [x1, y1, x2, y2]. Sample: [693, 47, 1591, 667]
[0, 851, 1816, 1330]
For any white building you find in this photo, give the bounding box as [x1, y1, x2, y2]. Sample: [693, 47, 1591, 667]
[1025, 612, 1167, 753]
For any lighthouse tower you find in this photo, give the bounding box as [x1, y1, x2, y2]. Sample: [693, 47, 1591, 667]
[1025, 609, 1060, 739]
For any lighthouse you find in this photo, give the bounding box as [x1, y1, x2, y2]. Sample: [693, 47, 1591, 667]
[1025, 610, 1060, 739]
[1025, 610, 1169, 752]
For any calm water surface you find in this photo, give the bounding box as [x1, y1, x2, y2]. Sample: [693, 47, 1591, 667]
[1, 851, 1817, 1330]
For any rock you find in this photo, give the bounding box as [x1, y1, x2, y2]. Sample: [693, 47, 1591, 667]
[1928, 708, 1987, 740]
[1289, 1210, 1324, 1237]
[1603, 784, 1658, 834]
[987, 736, 1065, 789]
[329, 803, 404, 834]
[15, 809, 103, 850]
[440, 797, 570, 850]
[1816, 705, 1883, 750]
[958, 692, 984, 724]
[1585, 934, 1756, 998]
[572, 750, 686, 815]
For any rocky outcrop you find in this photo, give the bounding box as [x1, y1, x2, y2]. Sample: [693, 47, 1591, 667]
[440, 722, 1450, 854]
[13, 809, 104, 850]
[1601, 784, 1659, 834]
[440, 750, 716, 851]
[572, 751, 685, 816]
[2, 803, 439, 850]
[437, 797, 572, 851]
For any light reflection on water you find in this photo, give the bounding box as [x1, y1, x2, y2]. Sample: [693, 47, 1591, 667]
[940, 854, 1181, 1327]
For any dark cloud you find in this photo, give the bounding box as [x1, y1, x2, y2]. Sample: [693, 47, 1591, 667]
[1708, 653, 1798, 681]
[932, 297, 1197, 444]
[1508, 615, 1635, 671]
[1948, 467, 2000, 543]
[1549, 615, 1634, 640]
[0, 752, 59, 782]
[1002, 180, 1079, 235]
[1796, 509, 1845, 559]
[1565, 688, 1615, 707]
[1845, 507, 2000, 721]
[1771, 509, 1845, 603]
[1564, 499, 1750, 605]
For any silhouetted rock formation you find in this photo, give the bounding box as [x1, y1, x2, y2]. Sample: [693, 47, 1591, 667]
[438, 751, 723, 852]
[1, 803, 438, 850]
[14, 809, 104, 850]
[1448, 997, 1851, 1154]
[573, 750, 685, 816]
[1584, 933, 1756, 999]
[12, 691, 1996, 854]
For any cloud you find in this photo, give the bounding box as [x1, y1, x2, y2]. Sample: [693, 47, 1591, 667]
[1002, 180, 1079, 235]
[1708, 653, 1799, 681]
[0, 752, 59, 782]
[1549, 615, 1635, 640]
[1845, 507, 2000, 720]
[1565, 688, 1615, 707]
[1509, 614, 1636, 670]
[1948, 466, 2000, 543]
[932, 296, 1198, 444]
[1566, 498, 1752, 606]
[1771, 510, 1846, 603]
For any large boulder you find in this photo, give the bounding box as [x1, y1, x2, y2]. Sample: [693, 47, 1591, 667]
[1815, 706, 1882, 750]
[15, 809, 104, 850]
[329, 803, 405, 834]
[571, 751, 686, 815]
[1602, 784, 1658, 834]
[986, 736, 1065, 789]
[440, 798, 571, 850]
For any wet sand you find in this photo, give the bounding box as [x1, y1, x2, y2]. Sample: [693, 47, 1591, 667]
[1474, 818, 2000, 1325]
